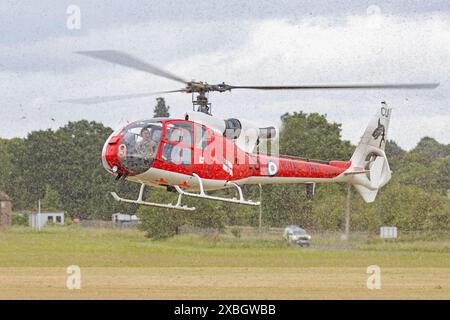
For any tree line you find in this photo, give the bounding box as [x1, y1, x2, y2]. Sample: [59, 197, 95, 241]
[0, 98, 448, 237]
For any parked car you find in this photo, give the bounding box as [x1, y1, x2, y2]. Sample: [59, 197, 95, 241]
[283, 225, 311, 247]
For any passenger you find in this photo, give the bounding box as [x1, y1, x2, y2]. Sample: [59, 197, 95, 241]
[136, 128, 156, 158]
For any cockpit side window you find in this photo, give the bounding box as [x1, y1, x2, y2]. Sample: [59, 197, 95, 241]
[162, 122, 193, 165]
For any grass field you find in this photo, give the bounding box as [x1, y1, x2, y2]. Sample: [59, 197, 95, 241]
[0, 225, 449, 299]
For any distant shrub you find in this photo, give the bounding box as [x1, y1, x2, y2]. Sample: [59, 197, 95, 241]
[11, 213, 28, 226]
[230, 226, 241, 238]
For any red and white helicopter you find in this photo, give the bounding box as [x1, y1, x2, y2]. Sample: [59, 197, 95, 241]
[64, 50, 439, 211]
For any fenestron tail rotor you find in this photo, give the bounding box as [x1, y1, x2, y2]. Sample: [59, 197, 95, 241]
[61, 50, 440, 114]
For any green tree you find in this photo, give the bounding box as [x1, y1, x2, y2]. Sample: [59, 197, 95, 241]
[362, 182, 449, 231]
[395, 153, 450, 195]
[311, 184, 349, 231]
[432, 156, 450, 194]
[40, 186, 63, 212]
[137, 188, 227, 239]
[1, 138, 26, 208]
[153, 97, 170, 118]
[0, 139, 14, 193]
[279, 112, 353, 160]
[260, 112, 355, 228]
[385, 140, 406, 171]
[6, 120, 138, 218]
[11, 129, 61, 208]
[137, 189, 188, 239]
[404, 137, 449, 165]
[53, 120, 139, 218]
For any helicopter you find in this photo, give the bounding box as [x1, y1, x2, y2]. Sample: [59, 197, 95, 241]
[62, 50, 439, 211]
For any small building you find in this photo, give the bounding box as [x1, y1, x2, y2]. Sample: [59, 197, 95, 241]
[112, 213, 139, 227]
[0, 191, 12, 227]
[29, 212, 65, 229]
[380, 226, 397, 240]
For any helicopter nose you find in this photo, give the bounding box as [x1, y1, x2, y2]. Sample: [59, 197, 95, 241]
[102, 134, 125, 175]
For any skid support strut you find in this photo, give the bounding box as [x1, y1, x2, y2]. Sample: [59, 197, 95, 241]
[111, 183, 195, 211]
[174, 173, 260, 206]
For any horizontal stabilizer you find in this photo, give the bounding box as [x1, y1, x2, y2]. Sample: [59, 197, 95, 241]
[344, 169, 370, 176]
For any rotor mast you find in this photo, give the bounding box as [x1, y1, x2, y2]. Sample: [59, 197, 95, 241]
[192, 91, 212, 115]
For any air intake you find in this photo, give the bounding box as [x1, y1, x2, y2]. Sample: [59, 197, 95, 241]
[258, 126, 276, 140]
[224, 118, 242, 139]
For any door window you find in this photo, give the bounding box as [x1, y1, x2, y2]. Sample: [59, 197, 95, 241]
[162, 144, 192, 165]
[195, 125, 207, 149]
[162, 122, 193, 165]
[166, 122, 193, 145]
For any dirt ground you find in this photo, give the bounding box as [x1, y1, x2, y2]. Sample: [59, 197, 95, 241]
[1, 266, 449, 299]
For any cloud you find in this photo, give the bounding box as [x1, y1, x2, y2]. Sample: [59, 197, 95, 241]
[0, 11, 449, 151]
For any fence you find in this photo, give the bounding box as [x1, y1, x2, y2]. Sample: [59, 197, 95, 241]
[77, 220, 448, 243]
[217, 226, 449, 244]
[79, 220, 137, 229]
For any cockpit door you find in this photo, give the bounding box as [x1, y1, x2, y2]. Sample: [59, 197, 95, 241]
[161, 121, 194, 168]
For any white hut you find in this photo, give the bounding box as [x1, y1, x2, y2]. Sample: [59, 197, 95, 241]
[29, 212, 64, 229]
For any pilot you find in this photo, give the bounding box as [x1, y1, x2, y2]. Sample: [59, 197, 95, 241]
[136, 128, 156, 158]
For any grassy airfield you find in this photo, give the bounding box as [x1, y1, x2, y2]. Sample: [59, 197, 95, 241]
[0, 226, 449, 299]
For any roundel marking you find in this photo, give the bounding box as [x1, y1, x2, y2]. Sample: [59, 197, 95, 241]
[267, 160, 279, 176]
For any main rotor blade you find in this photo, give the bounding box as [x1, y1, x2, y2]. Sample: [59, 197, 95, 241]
[229, 83, 440, 90]
[75, 50, 189, 84]
[59, 89, 185, 105]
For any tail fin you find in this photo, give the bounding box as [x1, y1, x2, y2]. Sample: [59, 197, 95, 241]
[345, 102, 392, 202]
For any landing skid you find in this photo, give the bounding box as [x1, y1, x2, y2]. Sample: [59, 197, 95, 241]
[174, 173, 260, 206]
[111, 183, 195, 211]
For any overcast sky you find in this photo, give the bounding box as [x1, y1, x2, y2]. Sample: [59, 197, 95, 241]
[0, 0, 449, 150]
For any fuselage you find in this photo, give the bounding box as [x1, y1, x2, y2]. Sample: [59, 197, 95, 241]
[102, 117, 351, 191]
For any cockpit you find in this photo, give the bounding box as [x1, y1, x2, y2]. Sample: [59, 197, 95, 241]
[118, 120, 163, 175]
[104, 119, 210, 176]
